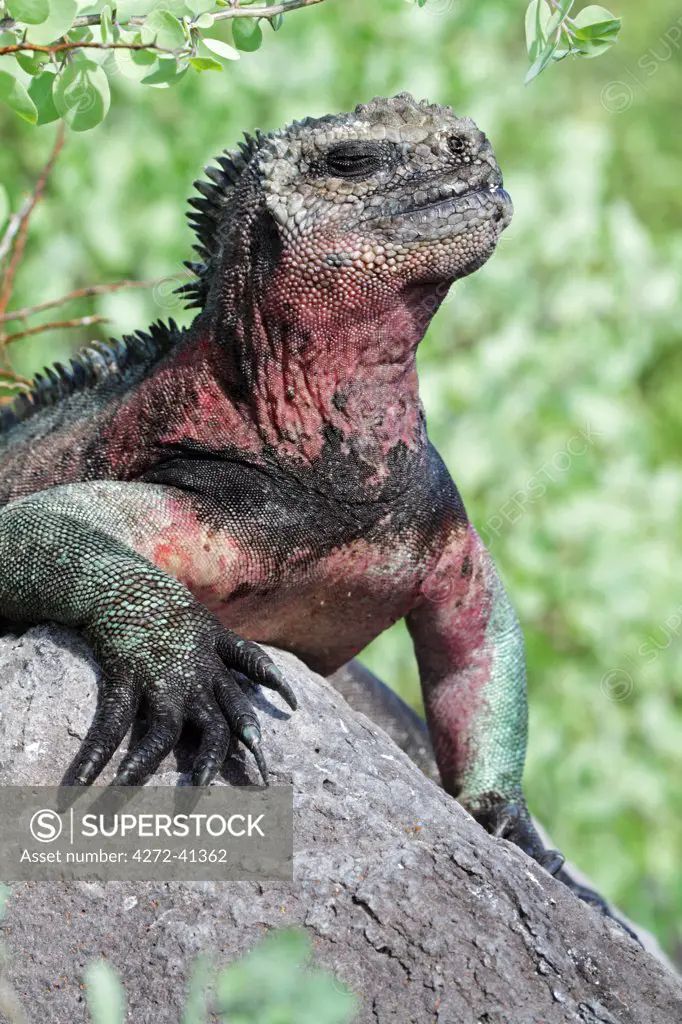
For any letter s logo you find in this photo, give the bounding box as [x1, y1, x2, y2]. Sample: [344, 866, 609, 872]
[29, 809, 63, 843]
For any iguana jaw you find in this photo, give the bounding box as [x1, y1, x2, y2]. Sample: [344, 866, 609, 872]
[378, 183, 512, 228]
[363, 180, 513, 281]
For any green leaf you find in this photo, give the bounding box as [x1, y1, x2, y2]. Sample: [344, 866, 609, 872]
[231, 17, 263, 52]
[572, 4, 621, 41]
[145, 9, 187, 49]
[28, 70, 59, 124]
[53, 60, 110, 131]
[201, 36, 239, 61]
[114, 42, 158, 82]
[24, 0, 79, 45]
[0, 69, 38, 124]
[146, 66, 189, 89]
[100, 4, 113, 43]
[212, 929, 356, 1023]
[163, 0, 192, 14]
[190, 55, 223, 71]
[573, 4, 621, 28]
[571, 5, 621, 57]
[525, 38, 557, 84]
[573, 19, 620, 39]
[6, 0, 49, 26]
[265, 0, 283, 30]
[0, 186, 9, 230]
[182, 955, 212, 1024]
[185, 0, 215, 14]
[573, 36, 616, 57]
[141, 56, 189, 87]
[66, 26, 91, 43]
[194, 12, 214, 28]
[115, 0, 154, 17]
[15, 49, 47, 74]
[85, 961, 126, 1024]
[525, 0, 552, 60]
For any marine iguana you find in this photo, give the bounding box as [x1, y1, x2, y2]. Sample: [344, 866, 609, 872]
[0, 93, 596, 898]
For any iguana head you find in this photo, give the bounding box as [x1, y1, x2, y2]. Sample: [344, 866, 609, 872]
[181, 94, 512, 478]
[184, 93, 512, 317]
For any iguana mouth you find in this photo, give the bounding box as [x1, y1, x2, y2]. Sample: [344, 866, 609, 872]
[369, 183, 512, 230]
[405, 184, 510, 218]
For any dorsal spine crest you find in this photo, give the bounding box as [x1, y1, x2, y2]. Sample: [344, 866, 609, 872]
[0, 320, 180, 435]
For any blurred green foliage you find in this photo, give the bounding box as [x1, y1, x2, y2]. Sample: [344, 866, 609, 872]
[0, 0, 619, 132]
[83, 930, 355, 1024]
[0, 886, 354, 1020]
[1, 0, 681, 957]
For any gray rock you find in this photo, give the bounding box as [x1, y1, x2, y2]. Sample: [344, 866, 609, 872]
[330, 661, 675, 968]
[0, 625, 680, 1023]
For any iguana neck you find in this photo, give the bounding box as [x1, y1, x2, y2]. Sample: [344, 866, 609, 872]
[213, 274, 447, 465]
[110, 276, 448, 498]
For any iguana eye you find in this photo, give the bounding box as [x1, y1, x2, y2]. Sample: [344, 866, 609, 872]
[326, 142, 386, 178]
[447, 134, 469, 157]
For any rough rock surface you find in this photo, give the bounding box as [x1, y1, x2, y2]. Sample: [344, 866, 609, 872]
[0, 625, 680, 1024]
[329, 662, 674, 968]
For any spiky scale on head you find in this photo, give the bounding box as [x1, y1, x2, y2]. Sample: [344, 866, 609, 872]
[180, 131, 263, 309]
[181, 92, 512, 311]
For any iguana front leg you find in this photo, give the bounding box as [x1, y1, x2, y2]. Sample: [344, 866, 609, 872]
[0, 482, 295, 786]
[406, 525, 641, 933]
[407, 521, 564, 874]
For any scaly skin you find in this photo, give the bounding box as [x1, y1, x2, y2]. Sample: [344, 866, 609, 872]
[0, 93, 597, 899]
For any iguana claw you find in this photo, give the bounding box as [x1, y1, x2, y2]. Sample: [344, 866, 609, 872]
[468, 794, 642, 943]
[61, 622, 291, 789]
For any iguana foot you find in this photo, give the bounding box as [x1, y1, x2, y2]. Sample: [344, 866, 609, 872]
[469, 797, 565, 875]
[468, 795, 642, 943]
[62, 624, 296, 789]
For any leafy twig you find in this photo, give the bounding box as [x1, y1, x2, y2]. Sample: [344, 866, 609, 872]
[0, 0, 327, 37]
[525, 0, 621, 83]
[0, 0, 329, 60]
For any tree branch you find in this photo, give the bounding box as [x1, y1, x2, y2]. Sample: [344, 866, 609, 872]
[0, 126, 65, 317]
[0, 369, 32, 390]
[0, 315, 108, 349]
[201, 0, 327, 25]
[0, 0, 328, 40]
[0, 196, 31, 266]
[0, 280, 158, 325]
[0, 40, 178, 56]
